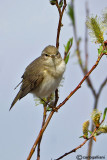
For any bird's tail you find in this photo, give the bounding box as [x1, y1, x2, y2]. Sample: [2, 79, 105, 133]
[9, 90, 22, 111]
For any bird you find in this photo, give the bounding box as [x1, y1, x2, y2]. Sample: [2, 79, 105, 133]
[10, 45, 66, 110]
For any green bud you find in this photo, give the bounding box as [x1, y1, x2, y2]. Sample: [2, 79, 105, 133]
[82, 120, 89, 137]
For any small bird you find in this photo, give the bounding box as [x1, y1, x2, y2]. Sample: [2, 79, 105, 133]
[10, 45, 66, 110]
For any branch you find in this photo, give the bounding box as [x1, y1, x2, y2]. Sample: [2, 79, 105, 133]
[27, 1, 67, 159]
[55, 120, 104, 160]
[56, 0, 67, 49]
[37, 105, 47, 160]
[27, 52, 105, 160]
[56, 53, 104, 111]
[87, 78, 107, 159]
[85, 1, 89, 70]
[71, 0, 96, 97]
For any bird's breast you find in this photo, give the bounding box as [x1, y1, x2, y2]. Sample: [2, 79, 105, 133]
[45, 60, 66, 78]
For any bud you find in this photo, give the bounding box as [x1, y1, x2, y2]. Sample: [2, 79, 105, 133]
[96, 122, 107, 136]
[50, 0, 57, 5]
[86, 16, 105, 44]
[91, 109, 102, 127]
[82, 120, 89, 137]
[93, 136, 96, 142]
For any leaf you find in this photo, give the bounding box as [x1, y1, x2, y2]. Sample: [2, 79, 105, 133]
[46, 107, 52, 111]
[88, 130, 93, 134]
[103, 107, 107, 120]
[68, 3, 75, 25]
[98, 45, 103, 55]
[59, 0, 63, 8]
[64, 38, 73, 64]
[65, 52, 70, 64]
[64, 38, 73, 53]
[103, 49, 107, 54]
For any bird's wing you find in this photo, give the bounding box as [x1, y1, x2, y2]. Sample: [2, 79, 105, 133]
[10, 57, 44, 110]
[20, 73, 44, 99]
[19, 57, 44, 99]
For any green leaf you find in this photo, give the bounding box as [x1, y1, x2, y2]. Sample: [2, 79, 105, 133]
[64, 38, 73, 64]
[67, 2, 75, 25]
[88, 130, 93, 134]
[98, 45, 103, 55]
[64, 38, 73, 53]
[59, 0, 63, 8]
[103, 107, 107, 120]
[103, 49, 107, 54]
[46, 107, 52, 111]
[65, 52, 70, 64]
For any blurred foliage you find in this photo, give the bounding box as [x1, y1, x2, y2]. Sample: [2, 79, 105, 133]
[64, 38, 73, 64]
[67, 1, 75, 25]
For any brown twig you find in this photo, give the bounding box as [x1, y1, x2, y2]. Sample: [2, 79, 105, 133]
[27, 1, 67, 160]
[37, 105, 47, 160]
[71, 0, 96, 97]
[87, 78, 107, 159]
[85, 1, 89, 70]
[56, 53, 104, 111]
[54, 88, 59, 106]
[56, 0, 67, 49]
[27, 52, 105, 160]
[55, 119, 104, 160]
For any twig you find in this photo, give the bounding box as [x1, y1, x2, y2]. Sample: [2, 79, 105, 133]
[95, 78, 107, 109]
[85, 1, 89, 70]
[37, 105, 47, 160]
[56, 0, 67, 49]
[54, 89, 59, 106]
[87, 78, 107, 159]
[27, 1, 67, 160]
[56, 53, 105, 111]
[71, 0, 96, 97]
[55, 120, 104, 160]
[27, 52, 105, 160]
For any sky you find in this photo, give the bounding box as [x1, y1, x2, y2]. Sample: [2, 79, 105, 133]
[0, 0, 107, 160]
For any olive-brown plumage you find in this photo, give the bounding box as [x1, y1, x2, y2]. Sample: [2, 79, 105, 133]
[10, 45, 66, 110]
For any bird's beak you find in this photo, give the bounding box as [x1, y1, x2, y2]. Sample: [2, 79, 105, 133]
[51, 55, 55, 59]
[51, 55, 56, 69]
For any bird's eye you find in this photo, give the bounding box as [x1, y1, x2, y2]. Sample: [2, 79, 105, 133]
[45, 54, 48, 56]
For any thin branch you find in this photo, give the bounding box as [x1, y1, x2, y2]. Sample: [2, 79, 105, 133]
[96, 77, 107, 106]
[56, 0, 67, 49]
[72, 0, 96, 97]
[27, 1, 67, 159]
[55, 120, 104, 160]
[56, 53, 104, 111]
[85, 1, 89, 70]
[37, 105, 47, 160]
[54, 88, 59, 106]
[87, 78, 107, 159]
[27, 52, 105, 160]
[56, 0, 61, 15]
